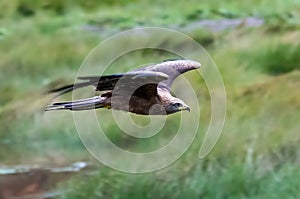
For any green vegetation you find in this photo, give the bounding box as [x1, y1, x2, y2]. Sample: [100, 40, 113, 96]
[249, 42, 300, 74]
[0, 0, 300, 198]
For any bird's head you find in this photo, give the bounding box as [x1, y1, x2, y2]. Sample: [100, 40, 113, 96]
[165, 98, 190, 114]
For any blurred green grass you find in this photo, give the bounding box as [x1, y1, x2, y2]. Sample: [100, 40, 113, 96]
[0, 0, 300, 198]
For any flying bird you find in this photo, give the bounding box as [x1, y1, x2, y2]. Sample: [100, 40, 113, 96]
[45, 60, 201, 115]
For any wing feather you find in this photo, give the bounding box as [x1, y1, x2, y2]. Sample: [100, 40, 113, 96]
[48, 60, 200, 98]
[134, 60, 201, 89]
[49, 71, 169, 98]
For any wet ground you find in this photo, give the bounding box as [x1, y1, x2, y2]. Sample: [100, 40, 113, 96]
[0, 162, 90, 199]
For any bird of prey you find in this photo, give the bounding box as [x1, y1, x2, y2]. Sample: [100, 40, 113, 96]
[45, 59, 201, 115]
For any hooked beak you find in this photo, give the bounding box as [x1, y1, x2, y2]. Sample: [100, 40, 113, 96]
[179, 105, 190, 112]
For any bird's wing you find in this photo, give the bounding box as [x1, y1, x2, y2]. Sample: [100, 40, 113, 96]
[49, 71, 169, 98]
[135, 60, 201, 90]
[48, 60, 200, 98]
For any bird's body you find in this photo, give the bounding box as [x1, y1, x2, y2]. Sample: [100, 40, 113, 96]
[45, 60, 201, 115]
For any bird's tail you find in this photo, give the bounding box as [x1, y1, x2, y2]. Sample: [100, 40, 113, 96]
[45, 96, 105, 111]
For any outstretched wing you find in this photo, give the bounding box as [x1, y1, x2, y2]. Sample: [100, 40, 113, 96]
[135, 60, 201, 90]
[49, 71, 169, 99]
[48, 59, 200, 98]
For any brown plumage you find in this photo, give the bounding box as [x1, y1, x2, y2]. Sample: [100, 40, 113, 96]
[45, 59, 201, 115]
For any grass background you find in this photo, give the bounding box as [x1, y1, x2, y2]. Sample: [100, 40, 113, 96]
[0, 0, 300, 198]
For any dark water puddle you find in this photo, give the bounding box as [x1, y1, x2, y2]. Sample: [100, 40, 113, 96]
[0, 162, 90, 199]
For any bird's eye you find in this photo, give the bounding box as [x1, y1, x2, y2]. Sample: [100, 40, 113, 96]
[174, 103, 181, 107]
